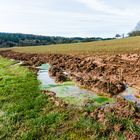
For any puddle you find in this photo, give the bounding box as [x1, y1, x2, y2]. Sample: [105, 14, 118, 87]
[37, 64, 112, 106]
[37, 64, 140, 106]
[121, 86, 140, 106]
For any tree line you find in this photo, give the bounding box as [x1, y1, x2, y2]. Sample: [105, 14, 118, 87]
[128, 31, 140, 37]
[0, 32, 114, 48]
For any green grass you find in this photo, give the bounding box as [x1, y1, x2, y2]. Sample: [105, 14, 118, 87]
[7, 36, 140, 54]
[0, 57, 95, 139]
[0, 57, 139, 139]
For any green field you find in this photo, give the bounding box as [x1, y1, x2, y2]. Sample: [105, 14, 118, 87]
[7, 36, 140, 54]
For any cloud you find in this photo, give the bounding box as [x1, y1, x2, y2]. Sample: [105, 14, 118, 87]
[78, 0, 109, 12]
[77, 0, 140, 16]
[0, 0, 139, 37]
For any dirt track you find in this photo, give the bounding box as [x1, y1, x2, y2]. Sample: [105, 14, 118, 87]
[0, 50, 140, 96]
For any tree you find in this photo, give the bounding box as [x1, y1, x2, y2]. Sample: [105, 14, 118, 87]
[115, 34, 121, 38]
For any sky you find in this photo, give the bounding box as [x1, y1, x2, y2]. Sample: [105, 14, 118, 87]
[0, 0, 140, 37]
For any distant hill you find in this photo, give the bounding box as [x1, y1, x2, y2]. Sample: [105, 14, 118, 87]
[0, 32, 114, 48]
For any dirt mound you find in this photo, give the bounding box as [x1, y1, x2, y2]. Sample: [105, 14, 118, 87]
[87, 97, 140, 139]
[49, 66, 70, 83]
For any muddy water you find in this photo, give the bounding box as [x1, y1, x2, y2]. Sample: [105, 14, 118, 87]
[37, 64, 113, 106]
[37, 64, 140, 106]
[121, 86, 140, 106]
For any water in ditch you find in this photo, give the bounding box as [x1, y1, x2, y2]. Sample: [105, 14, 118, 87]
[37, 64, 140, 106]
[37, 64, 113, 106]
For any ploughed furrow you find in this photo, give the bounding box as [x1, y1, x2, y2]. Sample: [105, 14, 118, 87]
[0, 50, 140, 96]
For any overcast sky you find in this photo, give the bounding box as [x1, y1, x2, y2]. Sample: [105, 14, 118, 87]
[0, 0, 140, 37]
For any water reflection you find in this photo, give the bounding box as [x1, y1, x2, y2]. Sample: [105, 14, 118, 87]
[37, 64, 112, 106]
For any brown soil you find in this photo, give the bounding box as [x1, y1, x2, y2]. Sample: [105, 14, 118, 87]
[0, 50, 140, 96]
[87, 96, 140, 140]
